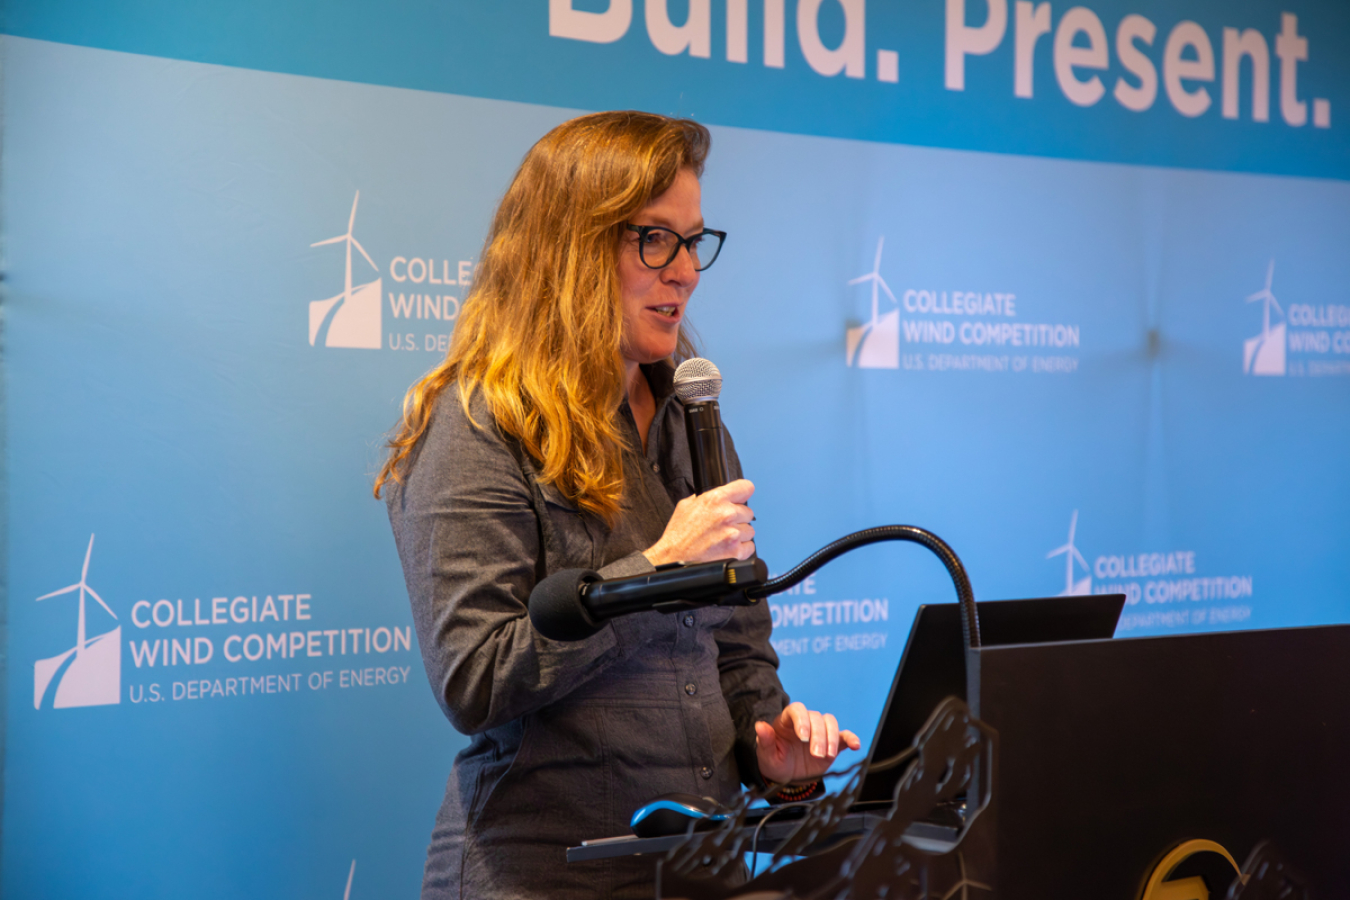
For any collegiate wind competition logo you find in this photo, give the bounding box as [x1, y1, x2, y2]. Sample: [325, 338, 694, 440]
[1240, 259, 1350, 377]
[33, 534, 121, 709]
[844, 236, 1081, 374]
[30, 530, 417, 709]
[1043, 512, 1256, 632]
[306, 189, 480, 352]
[309, 191, 382, 349]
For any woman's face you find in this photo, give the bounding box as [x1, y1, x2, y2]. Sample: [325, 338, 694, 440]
[618, 168, 702, 366]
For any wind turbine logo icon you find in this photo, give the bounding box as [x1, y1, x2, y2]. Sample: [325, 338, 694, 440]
[33, 534, 122, 709]
[1242, 259, 1286, 376]
[1046, 511, 1092, 596]
[845, 237, 900, 369]
[309, 191, 383, 349]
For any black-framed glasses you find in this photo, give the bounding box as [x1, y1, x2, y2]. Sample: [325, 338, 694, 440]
[625, 224, 726, 271]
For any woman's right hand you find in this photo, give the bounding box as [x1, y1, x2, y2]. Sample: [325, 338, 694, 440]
[644, 479, 756, 566]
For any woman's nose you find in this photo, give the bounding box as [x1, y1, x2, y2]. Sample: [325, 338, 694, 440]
[663, 244, 699, 283]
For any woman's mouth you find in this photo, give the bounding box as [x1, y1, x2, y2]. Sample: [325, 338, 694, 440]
[650, 305, 681, 319]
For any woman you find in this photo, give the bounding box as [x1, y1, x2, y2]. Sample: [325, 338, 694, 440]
[376, 111, 859, 900]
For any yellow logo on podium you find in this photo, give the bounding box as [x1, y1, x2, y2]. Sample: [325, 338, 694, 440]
[1140, 839, 1242, 900]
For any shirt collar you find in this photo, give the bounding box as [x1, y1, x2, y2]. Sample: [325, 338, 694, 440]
[641, 360, 677, 405]
[618, 360, 679, 422]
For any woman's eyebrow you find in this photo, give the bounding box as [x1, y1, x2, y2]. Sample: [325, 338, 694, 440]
[636, 215, 706, 234]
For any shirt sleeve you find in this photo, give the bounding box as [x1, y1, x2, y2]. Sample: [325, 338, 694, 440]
[387, 395, 641, 735]
[717, 601, 789, 789]
[713, 428, 791, 788]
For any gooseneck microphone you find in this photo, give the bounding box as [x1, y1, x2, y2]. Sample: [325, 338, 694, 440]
[674, 358, 730, 493]
[528, 557, 769, 642]
[528, 527, 980, 651]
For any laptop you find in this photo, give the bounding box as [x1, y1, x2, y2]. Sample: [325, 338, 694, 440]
[854, 594, 1125, 806]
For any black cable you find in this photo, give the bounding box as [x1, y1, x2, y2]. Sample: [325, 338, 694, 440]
[747, 744, 922, 878]
[862, 743, 919, 776]
[745, 525, 980, 650]
[749, 801, 813, 878]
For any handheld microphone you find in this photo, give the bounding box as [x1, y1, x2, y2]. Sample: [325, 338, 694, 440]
[674, 358, 729, 493]
[528, 557, 768, 642]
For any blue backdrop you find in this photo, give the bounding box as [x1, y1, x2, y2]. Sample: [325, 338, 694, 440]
[3, 1, 1348, 897]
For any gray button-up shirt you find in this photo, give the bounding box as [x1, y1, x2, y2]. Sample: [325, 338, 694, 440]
[386, 362, 788, 900]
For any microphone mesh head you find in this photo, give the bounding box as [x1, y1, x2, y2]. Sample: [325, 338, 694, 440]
[674, 358, 723, 402]
[529, 569, 603, 642]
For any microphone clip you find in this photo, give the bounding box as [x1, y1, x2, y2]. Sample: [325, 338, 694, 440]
[581, 557, 769, 621]
[640, 557, 768, 615]
[528, 557, 769, 642]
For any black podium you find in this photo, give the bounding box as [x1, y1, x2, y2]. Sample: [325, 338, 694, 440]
[964, 622, 1350, 897]
[569, 613, 1349, 898]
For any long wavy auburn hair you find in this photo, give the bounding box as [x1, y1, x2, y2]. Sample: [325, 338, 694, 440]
[373, 111, 708, 523]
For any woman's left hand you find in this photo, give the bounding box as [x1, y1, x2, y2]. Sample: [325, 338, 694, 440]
[754, 702, 862, 785]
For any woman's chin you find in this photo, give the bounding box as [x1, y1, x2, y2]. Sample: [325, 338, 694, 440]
[623, 338, 680, 366]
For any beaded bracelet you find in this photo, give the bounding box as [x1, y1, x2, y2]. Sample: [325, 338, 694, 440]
[773, 780, 820, 802]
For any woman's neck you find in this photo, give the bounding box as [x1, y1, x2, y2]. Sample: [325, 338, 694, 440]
[624, 360, 656, 454]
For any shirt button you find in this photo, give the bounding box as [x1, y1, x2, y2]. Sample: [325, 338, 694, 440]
[684, 683, 697, 696]
[700, 766, 713, 780]
[682, 614, 695, 628]
[651, 462, 660, 474]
